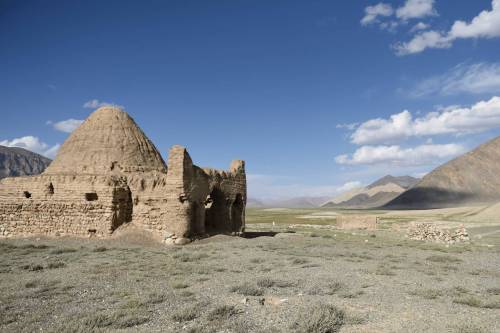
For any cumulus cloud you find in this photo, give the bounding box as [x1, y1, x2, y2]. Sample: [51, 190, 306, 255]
[335, 143, 466, 166]
[47, 119, 84, 133]
[395, 0, 500, 55]
[350, 96, 500, 145]
[361, 0, 436, 31]
[43, 144, 61, 159]
[361, 3, 393, 25]
[336, 181, 364, 192]
[410, 22, 430, 32]
[396, 0, 437, 20]
[83, 99, 122, 109]
[412, 62, 500, 97]
[0, 136, 60, 159]
[394, 30, 452, 55]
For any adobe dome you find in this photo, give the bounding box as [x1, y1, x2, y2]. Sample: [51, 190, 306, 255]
[44, 106, 167, 175]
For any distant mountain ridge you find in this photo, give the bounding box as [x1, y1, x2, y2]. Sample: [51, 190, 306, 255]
[0, 145, 51, 179]
[386, 136, 500, 209]
[247, 196, 331, 208]
[322, 175, 419, 209]
[367, 175, 419, 189]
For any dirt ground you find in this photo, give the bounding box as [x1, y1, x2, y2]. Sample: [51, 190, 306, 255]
[1, 207, 499, 333]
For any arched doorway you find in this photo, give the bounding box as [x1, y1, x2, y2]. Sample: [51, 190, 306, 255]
[205, 187, 230, 233]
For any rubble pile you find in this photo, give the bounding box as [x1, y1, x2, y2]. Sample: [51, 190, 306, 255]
[406, 223, 470, 244]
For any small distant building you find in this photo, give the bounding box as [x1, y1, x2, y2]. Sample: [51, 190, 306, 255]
[336, 215, 378, 230]
[0, 107, 246, 244]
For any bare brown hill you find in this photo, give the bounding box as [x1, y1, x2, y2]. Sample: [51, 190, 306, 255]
[386, 136, 500, 209]
[322, 175, 419, 209]
[0, 145, 51, 179]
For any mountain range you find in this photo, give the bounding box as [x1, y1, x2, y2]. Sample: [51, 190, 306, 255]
[248, 175, 419, 209]
[0, 145, 51, 179]
[321, 175, 419, 209]
[386, 136, 500, 209]
[247, 196, 331, 209]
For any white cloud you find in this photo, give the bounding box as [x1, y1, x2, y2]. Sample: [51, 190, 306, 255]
[43, 144, 61, 159]
[410, 22, 430, 32]
[395, 0, 500, 55]
[336, 122, 359, 130]
[335, 143, 466, 166]
[393, 30, 452, 55]
[361, 0, 435, 31]
[337, 181, 364, 192]
[412, 62, 500, 97]
[350, 96, 500, 145]
[48, 119, 84, 133]
[396, 0, 437, 20]
[83, 99, 122, 109]
[0, 136, 60, 159]
[351, 110, 414, 145]
[412, 171, 428, 178]
[379, 20, 400, 32]
[361, 3, 393, 25]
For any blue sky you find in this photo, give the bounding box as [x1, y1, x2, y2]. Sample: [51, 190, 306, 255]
[1, 0, 500, 199]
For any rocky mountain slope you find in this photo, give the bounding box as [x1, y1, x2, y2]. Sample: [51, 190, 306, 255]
[0, 145, 51, 179]
[322, 175, 419, 209]
[367, 175, 419, 189]
[386, 136, 500, 209]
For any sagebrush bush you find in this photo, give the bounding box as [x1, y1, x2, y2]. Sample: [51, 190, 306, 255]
[294, 303, 345, 333]
[230, 283, 263, 296]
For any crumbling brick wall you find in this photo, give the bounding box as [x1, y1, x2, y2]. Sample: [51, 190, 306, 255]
[0, 175, 132, 238]
[162, 146, 247, 240]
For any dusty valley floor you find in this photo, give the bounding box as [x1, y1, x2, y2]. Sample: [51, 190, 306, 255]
[1, 207, 499, 333]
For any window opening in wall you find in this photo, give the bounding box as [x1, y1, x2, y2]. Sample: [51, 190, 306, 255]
[23, 191, 32, 199]
[47, 183, 54, 195]
[85, 193, 98, 201]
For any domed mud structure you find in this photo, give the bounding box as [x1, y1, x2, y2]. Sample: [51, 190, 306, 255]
[45, 107, 167, 175]
[0, 107, 246, 244]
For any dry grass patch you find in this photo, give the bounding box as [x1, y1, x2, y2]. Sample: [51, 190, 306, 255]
[426, 255, 462, 264]
[409, 288, 443, 299]
[486, 287, 500, 295]
[172, 282, 189, 289]
[230, 283, 263, 296]
[172, 305, 199, 322]
[47, 261, 65, 269]
[256, 278, 295, 289]
[375, 266, 396, 276]
[454, 323, 488, 333]
[83, 310, 150, 329]
[50, 247, 77, 255]
[209, 305, 242, 321]
[293, 303, 345, 333]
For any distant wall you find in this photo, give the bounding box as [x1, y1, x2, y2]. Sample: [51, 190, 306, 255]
[336, 215, 378, 230]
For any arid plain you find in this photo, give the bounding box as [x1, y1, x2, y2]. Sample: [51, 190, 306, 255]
[1, 206, 499, 333]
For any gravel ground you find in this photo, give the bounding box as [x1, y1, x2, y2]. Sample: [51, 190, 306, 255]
[0, 219, 499, 333]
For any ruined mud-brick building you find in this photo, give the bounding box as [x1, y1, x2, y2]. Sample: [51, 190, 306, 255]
[0, 107, 246, 244]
